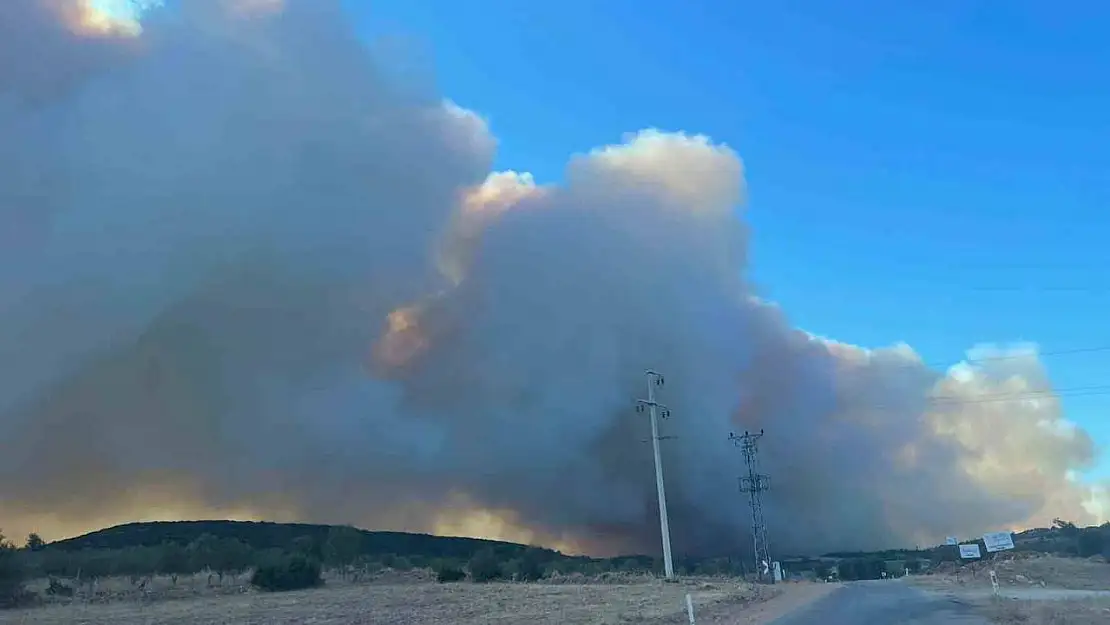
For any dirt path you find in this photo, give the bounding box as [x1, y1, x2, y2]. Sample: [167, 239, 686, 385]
[707, 582, 840, 625]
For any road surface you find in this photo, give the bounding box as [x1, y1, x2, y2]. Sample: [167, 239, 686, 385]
[767, 580, 990, 625]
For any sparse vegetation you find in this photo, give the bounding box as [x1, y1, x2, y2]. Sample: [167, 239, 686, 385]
[434, 563, 466, 583]
[1, 519, 714, 607]
[250, 554, 323, 592]
[982, 597, 1110, 625]
[0, 530, 29, 608]
[3, 516, 1108, 615]
[322, 525, 364, 569]
[1016, 520, 1110, 559]
[509, 547, 548, 581]
[467, 548, 505, 582]
[2, 575, 767, 625]
[835, 558, 889, 581]
[25, 533, 45, 552]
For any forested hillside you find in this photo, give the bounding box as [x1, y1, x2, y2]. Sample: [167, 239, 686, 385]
[47, 520, 547, 561]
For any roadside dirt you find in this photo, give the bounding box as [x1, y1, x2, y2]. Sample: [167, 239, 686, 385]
[978, 596, 1110, 624]
[914, 553, 1110, 592]
[705, 581, 840, 625]
[910, 555, 1110, 624]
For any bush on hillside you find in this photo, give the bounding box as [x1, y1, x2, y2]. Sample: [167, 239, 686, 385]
[0, 534, 30, 609]
[1077, 528, 1105, 558]
[250, 555, 322, 592]
[507, 548, 547, 581]
[435, 563, 466, 583]
[467, 549, 504, 582]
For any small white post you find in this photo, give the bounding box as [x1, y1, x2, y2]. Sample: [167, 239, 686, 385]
[990, 570, 999, 596]
[685, 593, 696, 624]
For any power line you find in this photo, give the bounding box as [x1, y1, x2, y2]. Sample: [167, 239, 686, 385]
[811, 342, 1110, 381]
[765, 257, 1110, 283]
[919, 344, 1110, 370]
[851, 384, 1110, 412]
[839, 343, 1110, 372]
[927, 383, 1110, 403]
[968, 286, 1110, 293]
[924, 387, 1110, 408]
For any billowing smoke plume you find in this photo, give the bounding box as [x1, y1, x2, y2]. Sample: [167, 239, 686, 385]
[1, 0, 1105, 556]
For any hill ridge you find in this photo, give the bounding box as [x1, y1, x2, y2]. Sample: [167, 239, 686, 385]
[48, 519, 562, 561]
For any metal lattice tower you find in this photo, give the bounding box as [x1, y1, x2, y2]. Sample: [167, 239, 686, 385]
[730, 429, 772, 583]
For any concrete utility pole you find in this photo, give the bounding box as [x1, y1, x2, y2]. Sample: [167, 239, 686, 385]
[636, 369, 675, 579]
[730, 429, 772, 583]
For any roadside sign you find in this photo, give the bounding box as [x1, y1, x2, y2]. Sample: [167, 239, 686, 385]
[958, 543, 982, 559]
[982, 531, 1015, 553]
[945, 537, 958, 546]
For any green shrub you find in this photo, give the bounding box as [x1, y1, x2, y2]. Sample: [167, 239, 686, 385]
[467, 549, 504, 583]
[813, 563, 832, 580]
[0, 536, 30, 609]
[435, 564, 466, 583]
[510, 549, 546, 582]
[250, 555, 323, 592]
[46, 578, 73, 597]
[1077, 529, 1105, 558]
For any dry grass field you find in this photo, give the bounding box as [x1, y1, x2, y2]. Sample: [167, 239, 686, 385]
[983, 554, 1110, 591]
[0, 571, 776, 625]
[911, 554, 1110, 624]
[915, 553, 1110, 591]
[981, 597, 1110, 625]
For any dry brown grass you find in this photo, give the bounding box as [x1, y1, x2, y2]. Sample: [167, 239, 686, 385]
[20, 568, 438, 606]
[981, 597, 1110, 624]
[916, 554, 1110, 591]
[0, 573, 774, 625]
[988, 555, 1110, 591]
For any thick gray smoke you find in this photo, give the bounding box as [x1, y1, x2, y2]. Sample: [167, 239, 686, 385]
[1, 0, 1105, 556]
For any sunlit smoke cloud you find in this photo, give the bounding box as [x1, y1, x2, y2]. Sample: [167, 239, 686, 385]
[0, 0, 1106, 556]
[67, 0, 163, 36]
[0, 0, 149, 103]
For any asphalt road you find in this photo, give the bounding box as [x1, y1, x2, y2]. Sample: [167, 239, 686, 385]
[768, 580, 991, 625]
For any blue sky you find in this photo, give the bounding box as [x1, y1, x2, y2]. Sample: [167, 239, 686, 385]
[352, 1, 1110, 475]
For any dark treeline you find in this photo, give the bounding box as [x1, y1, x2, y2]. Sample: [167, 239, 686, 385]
[27, 521, 753, 579]
[814, 520, 1110, 582]
[926, 519, 1110, 565]
[48, 521, 540, 561]
[820, 549, 930, 559]
[0, 522, 757, 607]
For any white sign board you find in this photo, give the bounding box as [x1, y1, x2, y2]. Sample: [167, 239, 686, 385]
[982, 531, 1015, 553]
[959, 543, 982, 559]
[945, 536, 958, 546]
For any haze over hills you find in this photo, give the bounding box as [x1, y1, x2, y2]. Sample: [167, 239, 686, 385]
[1, 0, 1107, 559]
